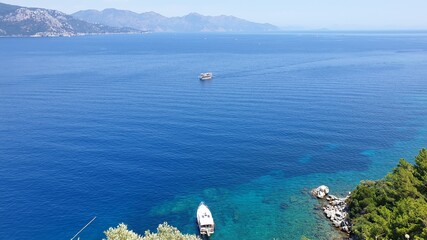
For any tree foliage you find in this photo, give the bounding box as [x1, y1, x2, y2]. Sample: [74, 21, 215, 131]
[104, 223, 142, 240]
[348, 149, 427, 240]
[104, 222, 200, 240]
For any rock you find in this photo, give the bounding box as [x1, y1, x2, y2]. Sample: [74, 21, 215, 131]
[342, 226, 349, 233]
[314, 186, 352, 234]
[340, 220, 350, 228]
[326, 195, 338, 201]
[333, 220, 341, 227]
[311, 185, 330, 199]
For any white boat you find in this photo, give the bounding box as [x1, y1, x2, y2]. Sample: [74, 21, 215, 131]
[199, 72, 213, 80]
[197, 202, 215, 236]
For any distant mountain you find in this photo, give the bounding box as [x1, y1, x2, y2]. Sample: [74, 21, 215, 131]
[72, 9, 279, 32]
[0, 3, 138, 37]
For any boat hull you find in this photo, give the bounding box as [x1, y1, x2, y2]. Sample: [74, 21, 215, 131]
[197, 202, 215, 236]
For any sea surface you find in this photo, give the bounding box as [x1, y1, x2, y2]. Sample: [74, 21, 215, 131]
[1, 32, 427, 240]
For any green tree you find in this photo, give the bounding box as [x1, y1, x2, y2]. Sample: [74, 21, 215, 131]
[385, 159, 423, 200]
[104, 222, 200, 240]
[104, 223, 143, 240]
[349, 149, 427, 240]
[390, 198, 427, 240]
[414, 148, 427, 193]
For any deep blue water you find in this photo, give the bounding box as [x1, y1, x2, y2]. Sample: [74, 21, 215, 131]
[1, 33, 427, 239]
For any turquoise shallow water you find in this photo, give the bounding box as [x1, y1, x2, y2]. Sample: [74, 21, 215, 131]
[150, 126, 427, 240]
[0, 33, 427, 239]
[151, 128, 427, 240]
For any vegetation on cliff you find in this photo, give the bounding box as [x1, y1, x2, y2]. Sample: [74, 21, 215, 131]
[348, 149, 427, 240]
[104, 222, 199, 240]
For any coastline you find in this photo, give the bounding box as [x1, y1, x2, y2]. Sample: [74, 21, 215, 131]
[311, 186, 351, 235]
[0, 31, 146, 38]
[312, 148, 427, 240]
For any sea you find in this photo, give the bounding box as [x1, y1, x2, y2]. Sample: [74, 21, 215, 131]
[1, 32, 427, 240]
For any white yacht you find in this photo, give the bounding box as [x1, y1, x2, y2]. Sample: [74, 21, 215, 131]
[199, 72, 213, 80]
[197, 202, 215, 236]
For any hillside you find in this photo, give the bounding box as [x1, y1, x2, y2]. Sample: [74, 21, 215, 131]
[0, 3, 138, 37]
[72, 8, 279, 32]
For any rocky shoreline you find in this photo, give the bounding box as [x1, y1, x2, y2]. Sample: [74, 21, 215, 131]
[311, 186, 351, 234]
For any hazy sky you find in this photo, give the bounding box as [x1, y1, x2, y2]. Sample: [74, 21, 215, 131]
[3, 0, 427, 30]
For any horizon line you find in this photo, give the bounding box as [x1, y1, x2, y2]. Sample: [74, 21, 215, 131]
[2, 2, 427, 31]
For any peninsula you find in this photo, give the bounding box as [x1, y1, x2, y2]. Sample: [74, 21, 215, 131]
[0, 2, 138, 37]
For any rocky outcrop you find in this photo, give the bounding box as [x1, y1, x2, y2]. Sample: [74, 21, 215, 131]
[312, 185, 351, 234]
[323, 194, 351, 233]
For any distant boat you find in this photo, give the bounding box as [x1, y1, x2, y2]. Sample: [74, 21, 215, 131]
[199, 72, 213, 80]
[197, 202, 215, 236]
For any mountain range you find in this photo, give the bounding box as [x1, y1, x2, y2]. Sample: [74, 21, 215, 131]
[0, 2, 279, 37]
[0, 3, 137, 37]
[72, 9, 279, 33]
